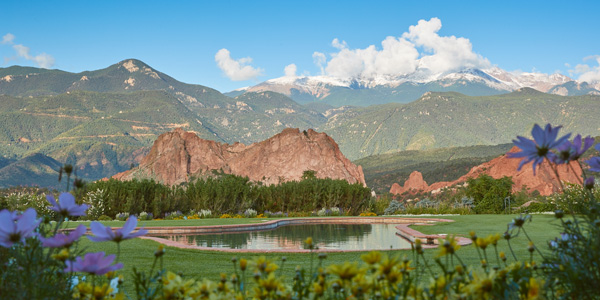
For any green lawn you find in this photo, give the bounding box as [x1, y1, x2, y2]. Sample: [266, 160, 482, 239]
[78, 214, 561, 294]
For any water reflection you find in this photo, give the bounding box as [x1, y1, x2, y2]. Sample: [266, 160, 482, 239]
[157, 224, 412, 251]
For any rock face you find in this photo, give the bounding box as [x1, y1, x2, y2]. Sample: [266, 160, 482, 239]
[389, 171, 429, 195]
[113, 128, 366, 186]
[389, 146, 582, 196]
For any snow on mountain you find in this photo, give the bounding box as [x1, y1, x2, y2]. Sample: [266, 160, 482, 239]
[241, 66, 587, 104]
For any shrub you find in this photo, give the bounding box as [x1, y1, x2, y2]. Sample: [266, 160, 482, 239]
[115, 212, 129, 221]
[383, 199, 404, 215]
[243, 208, 257, 218]
[82, 188, 108, 220]
[465, 174, 513, 214]
[139, 211, 153, 220]
[198, 209, 212, 218]
[98, 215, 112, 221]
[164, 211, 183, 220]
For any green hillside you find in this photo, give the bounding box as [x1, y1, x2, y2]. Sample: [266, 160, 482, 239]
[324, 88, 600, 160]
[0, 153, 64, 189]
[355, 143, 514, 193]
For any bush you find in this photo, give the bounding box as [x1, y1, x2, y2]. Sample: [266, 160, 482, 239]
[98, 215, 112, 221]
[383, 199, 405, 215]
[465, 174, 513, 214]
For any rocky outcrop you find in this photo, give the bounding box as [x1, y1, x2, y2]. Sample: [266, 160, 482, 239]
[389, 171, 429, 195]
[113, 128, 366, 186]
[389, 146, 582, 196]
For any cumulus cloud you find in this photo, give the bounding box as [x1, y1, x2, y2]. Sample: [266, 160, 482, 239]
[315, 18, 490, 79]
[1, 33, 15, 44]
[215, 48, 263, 81]
[12, 44, 55, 68]
[312, 51, 326, 74]
[284, 63, 297, 77]
[570, 55, 600, 83]
[1, 33, 55, 68]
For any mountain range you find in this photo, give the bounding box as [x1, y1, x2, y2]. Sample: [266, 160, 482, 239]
[1, 59, 599, 188]
[229, 67, 600, 107]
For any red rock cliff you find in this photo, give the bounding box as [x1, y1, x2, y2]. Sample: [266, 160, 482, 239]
[389, 146, 582, 196]
[113, 128, 366, 186]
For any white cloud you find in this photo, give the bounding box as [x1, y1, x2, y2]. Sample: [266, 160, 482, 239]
[312, 51, 326, 74]
[12, 44, 55, 68]
[1, 33, 15, 44]
[315, 18, 490, 79]
[331, 38, 347, 50]
[1, 33, 55, 68]
[570, 55, 600, 83]
[215, 48, 263, 81]
[284, 63, 297, 77]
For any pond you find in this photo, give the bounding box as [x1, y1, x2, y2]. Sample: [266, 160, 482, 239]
[156, 223, 412, 251]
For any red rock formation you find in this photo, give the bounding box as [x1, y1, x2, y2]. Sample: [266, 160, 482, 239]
[389, 146, 582, 196]
[389, 171, 429, 195]
[113, 128, 366, 186]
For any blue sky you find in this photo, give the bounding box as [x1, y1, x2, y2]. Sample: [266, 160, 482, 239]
[1, 0, 599, 92]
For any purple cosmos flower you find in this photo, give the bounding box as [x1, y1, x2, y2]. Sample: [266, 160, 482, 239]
[88, 216, 147, 243]
[42, 224, 86, 248]
[554, 134, 595, 164]
[47, 193, 88, 217]
[64, 252, 123, 275]
[0, 208, 41, 248]
[587, 157, 600, 172]
[507, 124, 571, 174]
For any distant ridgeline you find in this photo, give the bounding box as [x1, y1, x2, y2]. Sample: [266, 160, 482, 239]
[1, 59, 600, 188]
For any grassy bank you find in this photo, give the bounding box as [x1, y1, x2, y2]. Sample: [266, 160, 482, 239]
[78, 214, 560, 294]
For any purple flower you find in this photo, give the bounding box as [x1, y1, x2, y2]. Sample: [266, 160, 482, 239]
[47, 193, 88, 217]
[587, 157, 600, 172]
[0, 208, 41, 248]
[88, 216, 147, 243]
[64, 252, 123, 275]
[507, 124, 571, 174]
[42, 224, 86, 248]
[554, 135, 595, 164]
[585, 176, 596, 189]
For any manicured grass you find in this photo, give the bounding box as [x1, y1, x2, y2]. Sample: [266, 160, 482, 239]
[79, 214, 562, 295]
[63, 217, 273, 228]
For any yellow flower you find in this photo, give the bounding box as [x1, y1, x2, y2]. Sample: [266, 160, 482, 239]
[487, 233, 501, 246]
[311, 282, 324, 296]
[360, 251, 382, 265]
[476, 237, 489, 250]
[162, 271, 196, 298]
[328, 261, 360, 281]
[105, 271, 117, 280]
[258, 273, 282, 292]
[51, 248, 69, 261]
[92, 283, 113, 300]
[499, 251, 507, 262]
[528, 241, 535, 253]
[525, 277, 543, 299]
[437, 235, 460, 257]
[462, 270, 496, 299]
[239, 258, 247, 271]
[252, 256, 278, 274]
[377, 254, 400, 276]
[155, 244, 165, 257]
[304, 237, 314, 249]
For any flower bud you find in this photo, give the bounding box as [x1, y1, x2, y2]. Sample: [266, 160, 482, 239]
[585, 176, 595, 189]
[239, 258, 247, 271]
[528, 242, 535, 253]
[154, 245, 165, 257]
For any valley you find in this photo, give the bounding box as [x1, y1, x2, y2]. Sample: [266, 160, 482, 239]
[1, 59, 599, 189]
